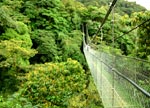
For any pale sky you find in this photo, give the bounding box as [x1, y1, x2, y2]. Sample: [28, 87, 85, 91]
[127, 0, 150, 10]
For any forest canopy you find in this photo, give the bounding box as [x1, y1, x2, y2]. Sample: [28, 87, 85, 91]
[0, 0, 149, 107]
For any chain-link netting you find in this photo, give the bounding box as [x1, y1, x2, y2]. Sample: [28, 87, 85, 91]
[84, 45, 150, 108]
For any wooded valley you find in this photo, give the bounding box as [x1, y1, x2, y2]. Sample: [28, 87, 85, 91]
[0, 0, 149, 107]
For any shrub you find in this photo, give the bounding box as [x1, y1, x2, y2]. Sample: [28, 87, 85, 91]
[21, 58, 87, 107]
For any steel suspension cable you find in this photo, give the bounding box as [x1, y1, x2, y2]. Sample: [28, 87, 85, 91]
[114, 18, 150, 41]
[92, 0, 118, 41]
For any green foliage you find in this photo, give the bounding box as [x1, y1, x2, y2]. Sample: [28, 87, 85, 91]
[58, 30, 87, 68]
[0, 39, 37, 92]
[21, 0, 86, 66]
[0, 19, 36, 68]
[95, 42, 122, 55]
[21, 58, 87, 107]
[1, 0, 149, 107]
[0, 40, 37, 68]
[123, 11, 150, 59]
[0, 2, 36, 93]
[0, 5, 15, 29]
[0, 93, 34, 108]
[0, 1, 29, 28]
[134, 12, 150, 59]
[77, 0, 146, 15]
[68, 77, 103, 108]
[30, 30, 58, 63]
[1, 23, 32, 48]
[22, 0, 69, 32]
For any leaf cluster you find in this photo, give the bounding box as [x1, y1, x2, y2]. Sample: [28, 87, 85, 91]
[21, 59, 87, 107]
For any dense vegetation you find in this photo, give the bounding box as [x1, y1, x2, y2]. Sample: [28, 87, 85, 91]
[0, 0, 149, 107]
[77, 0, 146, 15]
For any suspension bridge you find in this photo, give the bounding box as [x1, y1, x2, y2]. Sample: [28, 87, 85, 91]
[82, 0, 150, 108]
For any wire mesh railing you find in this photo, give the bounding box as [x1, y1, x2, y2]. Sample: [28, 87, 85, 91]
[84, 45, 150, 108]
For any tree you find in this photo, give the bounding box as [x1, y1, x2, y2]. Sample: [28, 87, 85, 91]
[77, 0, 146, 15]
[131, 11, 150, 59]
[0, 2, 37, 92]
[0, 39, 37, 92]
[21, 58, 87, 107]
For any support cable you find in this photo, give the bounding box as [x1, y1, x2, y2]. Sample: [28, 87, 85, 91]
[111, 5, 115, 107]
[114, 18, 150, 41]
[92, 0, 118, 42]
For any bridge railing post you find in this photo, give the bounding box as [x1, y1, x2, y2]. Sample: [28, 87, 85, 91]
[100, 52, 103, 96]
